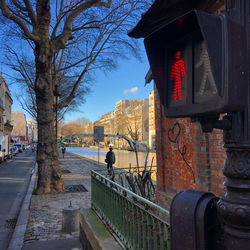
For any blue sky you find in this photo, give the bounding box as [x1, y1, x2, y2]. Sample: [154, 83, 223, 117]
[64, 40, 153, 123]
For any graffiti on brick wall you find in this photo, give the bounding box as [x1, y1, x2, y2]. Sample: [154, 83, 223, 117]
[167, 122, 195, 183]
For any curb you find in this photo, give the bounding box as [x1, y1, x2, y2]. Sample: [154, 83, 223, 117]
[7, 162, 37, 250]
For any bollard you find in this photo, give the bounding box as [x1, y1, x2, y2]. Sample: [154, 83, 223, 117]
[62, 201, 80, 234]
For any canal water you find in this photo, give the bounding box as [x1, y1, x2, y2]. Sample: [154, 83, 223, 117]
[66, 147, 157, 170]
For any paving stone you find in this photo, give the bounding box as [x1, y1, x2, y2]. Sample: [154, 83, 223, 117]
[23, 152, 99, 248]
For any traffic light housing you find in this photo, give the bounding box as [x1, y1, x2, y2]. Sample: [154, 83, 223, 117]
[144, 10, 247, 118]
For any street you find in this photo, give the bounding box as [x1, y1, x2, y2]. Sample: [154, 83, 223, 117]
[0, 148, 36, 249]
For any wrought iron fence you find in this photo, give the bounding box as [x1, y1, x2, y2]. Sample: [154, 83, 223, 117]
[91, 170, 170, 250]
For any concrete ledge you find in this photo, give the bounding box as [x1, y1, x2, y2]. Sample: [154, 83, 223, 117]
[79, 208, 122, 250]
[8, 163, 37, 250]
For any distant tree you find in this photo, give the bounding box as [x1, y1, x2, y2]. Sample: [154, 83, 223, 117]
[126, 105, 141, 141]
[61, 118, 90, 136]
[0, 0, 152, 194]
[61, 122, 83, 136]
[76, 117, 90, 127]
[115, 111, 129, 136]
[126, 115, 140, 141]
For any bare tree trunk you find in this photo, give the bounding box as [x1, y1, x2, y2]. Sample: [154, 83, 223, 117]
[35, 76, 64, 193]
[35, 1, 64, 194]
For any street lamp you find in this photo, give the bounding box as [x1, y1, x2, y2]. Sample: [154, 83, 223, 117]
[54, 84, 61, 145]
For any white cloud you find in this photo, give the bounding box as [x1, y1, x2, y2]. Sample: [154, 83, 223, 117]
[123, 87, 139, 95]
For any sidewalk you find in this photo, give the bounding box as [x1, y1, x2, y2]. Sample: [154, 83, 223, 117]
[22, 151, 106, 250]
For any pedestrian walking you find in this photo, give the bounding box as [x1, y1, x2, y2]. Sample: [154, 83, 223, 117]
[105, 147, 115, 171]
[61, 145, 66, 158]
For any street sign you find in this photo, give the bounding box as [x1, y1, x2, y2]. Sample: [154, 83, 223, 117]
[93, 126, 104, 142]
[144, 10, 247, 118]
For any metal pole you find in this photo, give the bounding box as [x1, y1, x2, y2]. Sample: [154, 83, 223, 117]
[217, 1, 250, 249]
[98, 141, 99, 165]
[54, 84, 61, 147]
[117, 138, 119, 167]
[55, 96, 58, 146]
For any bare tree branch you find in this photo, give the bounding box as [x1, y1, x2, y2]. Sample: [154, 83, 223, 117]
[10, 0, 26, 11]
[51, 0, 112, 52]
[71, 1, 124, 32]
[16, 93, 37, 119]
[0, 0, 39, 41]
[5, 46, 37, 112]
[58, 5, 134, 109]
[24, 0, 37, 28]
[8, 5, 32, 25]
[56, 55, 91, 72]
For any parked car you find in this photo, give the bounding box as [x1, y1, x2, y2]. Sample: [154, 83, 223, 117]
[12, 146, 19, 156]
[8, 148, 13, 159]
[14, 143, 23, 153]
[0, 135, 10, 162]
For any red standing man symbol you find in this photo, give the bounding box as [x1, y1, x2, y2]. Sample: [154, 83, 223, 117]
[170, 51, 186, 101]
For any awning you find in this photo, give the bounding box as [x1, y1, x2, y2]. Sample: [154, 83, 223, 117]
[128, 0, 224, 39]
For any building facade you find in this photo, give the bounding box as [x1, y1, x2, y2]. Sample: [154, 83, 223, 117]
[27, 120, 37, 143]
[101, 99, 149, 142]
[94, 111, 115, 135]
[0, 74, 13, 157]
[11, 111, 27, 143]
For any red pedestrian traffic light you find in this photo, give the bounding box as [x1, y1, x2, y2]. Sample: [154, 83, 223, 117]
[144, 10, 247, 118]
[170, 51, 186, 101]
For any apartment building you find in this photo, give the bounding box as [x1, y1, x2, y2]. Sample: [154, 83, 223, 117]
[11, 111, 27, 143]
[94, 111, 115, 135]
[0, 74, 13, 159]
[93, 98, 150, 144]
[27, 120, 37, 143]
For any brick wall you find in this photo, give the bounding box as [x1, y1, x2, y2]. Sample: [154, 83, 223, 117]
[154, 86, 226, 210]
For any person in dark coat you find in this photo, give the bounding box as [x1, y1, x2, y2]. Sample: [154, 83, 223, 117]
[105, 147, 115, 170]
[61, 145, 66, 158]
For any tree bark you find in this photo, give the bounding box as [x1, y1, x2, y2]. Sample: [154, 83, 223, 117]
[35, 0, 64, 194]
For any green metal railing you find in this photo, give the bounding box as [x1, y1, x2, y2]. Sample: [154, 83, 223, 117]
[95, 167, 157, 202]
[91, 170, 170, 250]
